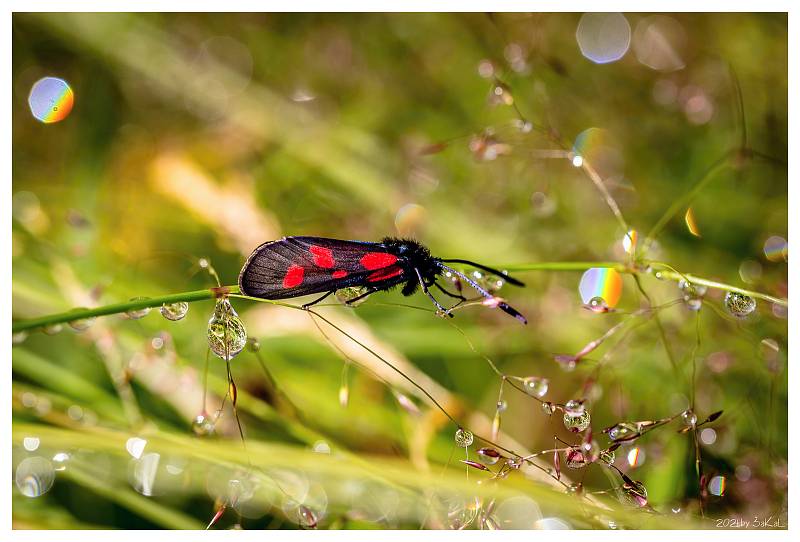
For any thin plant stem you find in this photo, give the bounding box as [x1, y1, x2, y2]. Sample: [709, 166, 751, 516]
[12, 286, 239, 333]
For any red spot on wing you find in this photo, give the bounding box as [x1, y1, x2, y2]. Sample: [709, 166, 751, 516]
[332, 270, 348, 279]
[368, 266, 403, 282]
[282, 264, 305, 288]
[360, 252, 398, 270]
[309, 245, 335, 268]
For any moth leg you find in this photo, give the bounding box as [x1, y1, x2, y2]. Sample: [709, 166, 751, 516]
[415, 268, 452, 317]
[302, 290, 334, 309]
[434, 282, 468, 312]
[344, 287, 379, 306]
[434, 281, 467, 302]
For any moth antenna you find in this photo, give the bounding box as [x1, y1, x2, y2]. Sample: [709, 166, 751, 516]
[439, 258, 525, 287]
[437, 262, 527, 324]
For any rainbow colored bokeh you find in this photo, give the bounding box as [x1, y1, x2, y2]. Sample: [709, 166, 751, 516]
[28, 77, 74, 124]
[579, 267, 623, 308]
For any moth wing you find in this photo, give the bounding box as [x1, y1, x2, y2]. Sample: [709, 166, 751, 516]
[238, 236, 404, 299]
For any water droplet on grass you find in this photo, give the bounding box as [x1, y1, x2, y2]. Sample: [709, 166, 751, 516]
[619, 479, 648, 507]
[600, 449, 616, 465]
[607, 422, 640, 441]
[564, 448, 587, 469]
[564, 409, 591, 433]
[335, 286, 370, 306]
[477, 447, 501, 465]
[522, 376, 549, 397]
[454, 428, 474, 448]
[564, 399, 585, 416]
[126, 298, 151, 320]
[679, 280, 707, 311]
[160, 301, 189, 321]
[207, 299, 247, 360]
[724, 291, 756, 318]
[68, 309, 95, 332]
[192, 414, 215, 436]
[43, 323, 63, 335]
[681, 409, 697, 428]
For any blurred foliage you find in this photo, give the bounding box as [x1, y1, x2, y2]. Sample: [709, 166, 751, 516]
[12, 12, 787, 530]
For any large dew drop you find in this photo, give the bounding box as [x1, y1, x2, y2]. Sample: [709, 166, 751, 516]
[563, 402, 591, 433]
[724, 292, 756, 318]
[522, 376, 549, 397]
[207, 298, 247, 360]
[454, 428, 474, 448]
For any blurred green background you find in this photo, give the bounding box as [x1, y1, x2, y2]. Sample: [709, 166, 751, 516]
[12, 13, 787, 529]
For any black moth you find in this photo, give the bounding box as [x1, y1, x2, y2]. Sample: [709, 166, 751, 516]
[238, 236, 527, 323]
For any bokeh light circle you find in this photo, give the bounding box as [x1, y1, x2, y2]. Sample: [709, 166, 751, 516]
[28, 77, 74, 123]
[15, 456, 55, 497]
[576, 13, 631, 64]
[579, 267, 623, 308]
[632, 15, 687, 72]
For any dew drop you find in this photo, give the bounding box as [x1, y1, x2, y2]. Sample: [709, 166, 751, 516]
[335, 286, 370, 306]
[297, 505, 318, 528]
[207, 298, 247, 360]
[13, 331, 28, 345]
[566, 483, 583, 495]
[541, 401, 555, 415]
[68, 309, 95, 332]
[563, 399, 585, 417]
[488, 82, 514, 106]
[607, 422, 640, 441]
[679, 280, 707, 311]
[587, 296, 608, 312]
[681, 409, 697, 428]
[600, 449, 616, 465]
[522, 376, 549, 398]
[43, 323, 63, 335]
[477, 447, 501, 465]
[454, 428, 474, 448]
[563, 408, 591, 433]
[16, 457, 55, 497]
[160, 301, 189, 321]
[496, 399, 508, 412]
[724, 291, 756, 318]
[564, 448, 587, 469]
[619, 479, 648, 507]
[192, 414, 215, 437]
[125, 297, 151, 320]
